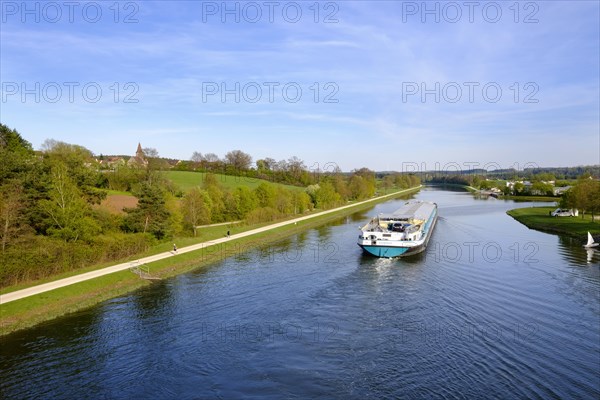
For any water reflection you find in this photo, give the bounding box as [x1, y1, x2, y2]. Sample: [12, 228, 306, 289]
[424, 184, 466, 193]
[346, 212, 369, 223]
[557, 235, 600, 267]
[314, 224, 334, 241]
[586, 248, 597, 264]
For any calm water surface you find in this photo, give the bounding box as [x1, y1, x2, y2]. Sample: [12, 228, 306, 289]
[1, 188, 599, 399]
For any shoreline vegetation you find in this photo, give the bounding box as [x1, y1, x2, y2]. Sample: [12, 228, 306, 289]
[0, 187, 420, 337]
[507, 207, 600, 239]
[431, 183, 559, 202]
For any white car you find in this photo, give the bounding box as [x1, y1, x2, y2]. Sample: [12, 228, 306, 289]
[551, 208, 574, 217]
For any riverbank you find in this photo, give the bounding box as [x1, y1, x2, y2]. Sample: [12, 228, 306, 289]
[499, 195, 557, 202]
[0, 187, 420, 337]
[429, 184, 557, 202]
[507, 206, 600, 240]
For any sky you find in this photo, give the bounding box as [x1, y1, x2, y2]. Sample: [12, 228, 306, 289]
[1, 0, 599, 172]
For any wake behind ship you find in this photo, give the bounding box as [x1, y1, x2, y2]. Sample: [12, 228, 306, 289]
[357, 201, 438, 258]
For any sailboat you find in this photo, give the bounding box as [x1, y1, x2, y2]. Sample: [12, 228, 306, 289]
[583, 232, 598, 248]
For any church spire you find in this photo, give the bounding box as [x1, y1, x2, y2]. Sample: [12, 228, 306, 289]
[128, 142, 148, 167]
[136, 143, 144, 158]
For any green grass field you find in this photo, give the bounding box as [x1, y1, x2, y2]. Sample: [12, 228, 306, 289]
[163, 171, 304, 192]
[507, 207, 600, 238]
[105, 189, 134, 196]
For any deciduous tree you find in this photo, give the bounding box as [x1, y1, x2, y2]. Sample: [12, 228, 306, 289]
[225, 150, 252, 172]
[39, 162, 100, 242]
[314, 182, 341, 209]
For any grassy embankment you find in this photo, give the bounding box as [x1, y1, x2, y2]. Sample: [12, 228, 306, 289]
[507, 207, 600, 238]
[499, 195, 557, 202]
[0, 186, 420, 337]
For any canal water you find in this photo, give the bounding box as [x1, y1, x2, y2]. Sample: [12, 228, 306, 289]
[1, 187, 599, 399]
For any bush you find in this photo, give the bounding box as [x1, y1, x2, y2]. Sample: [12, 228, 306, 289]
[245, 207, 281, 225]
[0, 233, 154, 288]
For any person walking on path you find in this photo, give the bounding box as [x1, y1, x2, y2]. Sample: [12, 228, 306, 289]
[227, 230, 230, 238]
[173, 243, 178, 253]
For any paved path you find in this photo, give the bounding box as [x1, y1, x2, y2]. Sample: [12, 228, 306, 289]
[0, 187, 419, 304]
[194, 220, 242, 229]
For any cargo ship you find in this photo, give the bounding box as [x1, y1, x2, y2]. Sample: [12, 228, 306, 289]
[357, 201, 438, 258]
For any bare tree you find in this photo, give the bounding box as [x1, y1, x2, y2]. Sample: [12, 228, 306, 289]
[191, 151, 203, 163]
[287, 156, 306, 177]
[204, 153, 220, 163]
[275, 159, 287, 172]
[143, 147, 159, 158]
[225, 150, 252, 171]
[264, 157, 276, 170]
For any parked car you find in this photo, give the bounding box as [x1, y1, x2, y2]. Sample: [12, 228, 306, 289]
[551, 208, 574, 217]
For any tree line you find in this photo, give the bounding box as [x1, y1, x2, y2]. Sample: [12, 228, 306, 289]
[0, 124, 420, 287]
[422, 166, 599, 181]
[425, 170, 600, 218]
[426, 172, 584, 197]
[560, 177, 600, 220]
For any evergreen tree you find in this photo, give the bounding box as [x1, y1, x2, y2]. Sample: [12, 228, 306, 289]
[123, 182, 173, 239]
[0, 124, 35, 184]
[0, 124, 36, 249]
[0, 182, 28, 251]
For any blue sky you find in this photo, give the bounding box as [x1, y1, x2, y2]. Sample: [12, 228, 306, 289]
[1, 1, 599, 171]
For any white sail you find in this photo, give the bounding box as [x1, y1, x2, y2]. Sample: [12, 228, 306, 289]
[584, 232, 598, 248]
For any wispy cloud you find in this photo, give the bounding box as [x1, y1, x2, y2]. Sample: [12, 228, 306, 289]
[2, 0, 598, 169]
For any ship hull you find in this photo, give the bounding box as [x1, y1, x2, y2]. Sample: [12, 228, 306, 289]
[359, 245, 413, 258]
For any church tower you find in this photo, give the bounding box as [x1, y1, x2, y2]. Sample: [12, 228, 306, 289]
[136, 143, 145, 159]
[128, 142, 148, 167]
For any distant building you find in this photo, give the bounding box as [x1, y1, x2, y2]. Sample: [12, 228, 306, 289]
[128, 143, 148, 167]
[553, 186, 571, 196]
[96, 156, 125, 169]
[107, 156, 126, 167]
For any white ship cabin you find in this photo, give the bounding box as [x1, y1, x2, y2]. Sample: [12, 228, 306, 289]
[361, 212, 425, 242]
